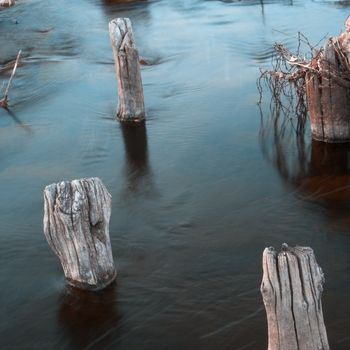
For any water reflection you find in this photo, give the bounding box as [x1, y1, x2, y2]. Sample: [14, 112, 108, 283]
[58, 284, 121, 350]
[121, 123, 153, 195]
[260, 102, 350, 225]
[260, 0, 266, 25]
[302, 141, 350, 202]
[101, 0, 150, 21]
[3, 108, 32, 133]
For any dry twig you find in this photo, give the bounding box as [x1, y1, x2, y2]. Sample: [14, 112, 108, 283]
[0, 50, 22, 109]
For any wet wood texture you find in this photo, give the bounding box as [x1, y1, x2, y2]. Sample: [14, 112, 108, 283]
[261, 244, 329, 350]
[109, 18, 145, 123]
[43, 177, 116, 291]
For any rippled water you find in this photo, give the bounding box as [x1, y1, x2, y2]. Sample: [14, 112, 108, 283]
[1, 0, 350, 349]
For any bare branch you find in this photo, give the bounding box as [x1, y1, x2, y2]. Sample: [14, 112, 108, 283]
[0, 50, 22, 109]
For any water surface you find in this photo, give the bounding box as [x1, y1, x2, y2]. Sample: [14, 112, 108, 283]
[0, 0, 350, 349]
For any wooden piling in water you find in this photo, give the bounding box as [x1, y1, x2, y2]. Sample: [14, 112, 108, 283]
[261, 244, 329, 350]
[306, 18, 350, 143]
[43, 177, 116, 291]
[109, 18, 145, 123]
[0, 0, 15, 7]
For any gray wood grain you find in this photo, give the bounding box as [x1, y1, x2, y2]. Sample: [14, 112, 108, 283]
[306, 22, 350, 143]
[109, 18, 145, 123]
[261, 244, 329, 350]
[43, 177, 116, 291]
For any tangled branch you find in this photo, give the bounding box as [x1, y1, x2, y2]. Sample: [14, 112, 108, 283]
[258, 27, 350, 137]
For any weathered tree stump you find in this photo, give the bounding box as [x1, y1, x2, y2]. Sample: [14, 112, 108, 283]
[43, 177, 116, 291]
[261, 244, 329, 350]
[306, 19, 350, 143]
[0, 0, 15, 7]
[109, 18, 145, 123]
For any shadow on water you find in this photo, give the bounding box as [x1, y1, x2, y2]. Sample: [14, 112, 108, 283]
[121, 123, 155, 196]
[58, 284, 122, 350]
[2, 108, 32, 133]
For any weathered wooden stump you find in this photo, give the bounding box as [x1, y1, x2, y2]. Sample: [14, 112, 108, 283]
[306, 19, 350, 143]
[261, 244, 329, 350]
[109, 18, 145, 123]
[43, 177, 116, 291]
[0, 0, 15, 7]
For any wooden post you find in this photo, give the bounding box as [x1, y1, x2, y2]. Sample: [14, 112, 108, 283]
[43, 177, 116, 291]
[306, 19, 350, 143]
[0, 0, 15, 7]
[261, 244, 329, 350]
[109, 18, 145, 123]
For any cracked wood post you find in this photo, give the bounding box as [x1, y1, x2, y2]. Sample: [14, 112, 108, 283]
[43, 177, 116, 291]
[306, 18, 350, 143]
[261, 244, 329, 350]
[0, 0, 15, 7]
[109, 18, 145, 123]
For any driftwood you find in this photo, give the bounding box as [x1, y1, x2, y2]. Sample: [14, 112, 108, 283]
[109, 18, 145, 123]
[0, 50, 21, 108]
[0, 0, 15, 7]
[43, 177, 116, 291]
[261, 244, 329, 350]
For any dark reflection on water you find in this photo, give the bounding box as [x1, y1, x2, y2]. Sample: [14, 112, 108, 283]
[2, 108, 32, 133]
[260, 105, 350, 224]
[59, 285, 121, 350]
[1, 0, 350, 349]
[121, 123, 153, 195]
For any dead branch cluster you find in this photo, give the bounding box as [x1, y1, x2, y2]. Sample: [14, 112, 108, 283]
[258, 30, 350, 131]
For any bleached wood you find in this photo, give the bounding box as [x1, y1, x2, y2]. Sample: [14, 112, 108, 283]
[261, 244, 329, 350]
[0, 0, 15, 7]
[43, 177, 116, 291]
[109, 18, 145, 123]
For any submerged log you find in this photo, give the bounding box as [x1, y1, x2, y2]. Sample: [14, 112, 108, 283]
[261, 244, 329, 350]
[0, 0, 15, 7]
[306, 19, 350, 143]
[43, 177, 116, 291]
[109, 18, 145, 123]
